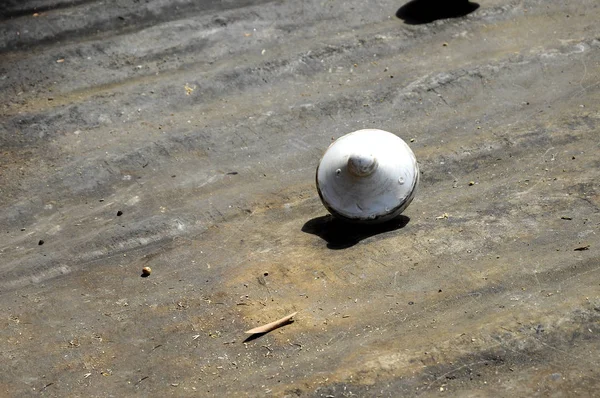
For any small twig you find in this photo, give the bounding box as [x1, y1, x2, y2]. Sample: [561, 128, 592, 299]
[245, 312, 298, 334]
[135, 376, 149, 386]
[41, 383, 54, 391]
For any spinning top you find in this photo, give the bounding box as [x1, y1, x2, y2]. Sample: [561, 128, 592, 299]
[316, 129, 419, 223]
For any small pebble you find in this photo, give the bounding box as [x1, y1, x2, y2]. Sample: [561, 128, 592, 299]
[142, 267, 152, 277]
[117, 210, 123, 216]
[38, 240, 44, 245]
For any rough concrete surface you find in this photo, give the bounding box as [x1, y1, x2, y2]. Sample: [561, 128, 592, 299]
[0, 0, 599, 396]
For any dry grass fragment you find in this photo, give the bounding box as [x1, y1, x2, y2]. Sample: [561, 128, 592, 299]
[245, 312, 297, 334]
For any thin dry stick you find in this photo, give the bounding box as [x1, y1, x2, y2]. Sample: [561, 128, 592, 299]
[245, 312, 298, 334]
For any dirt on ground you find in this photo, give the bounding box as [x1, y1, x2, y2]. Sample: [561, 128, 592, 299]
[0, 0, 599, 396]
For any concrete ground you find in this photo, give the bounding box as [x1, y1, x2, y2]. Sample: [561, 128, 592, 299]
[1, 0, 599, 396]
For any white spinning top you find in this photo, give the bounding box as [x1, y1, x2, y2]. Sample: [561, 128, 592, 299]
[316, 129, 419, 223]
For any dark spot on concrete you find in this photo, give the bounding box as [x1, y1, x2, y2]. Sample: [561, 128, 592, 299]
[396, 0, 480, 25]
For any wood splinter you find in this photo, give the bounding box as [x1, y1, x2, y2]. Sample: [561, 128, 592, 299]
[245, 312, 298, 334]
